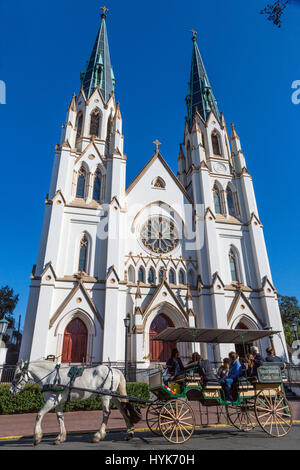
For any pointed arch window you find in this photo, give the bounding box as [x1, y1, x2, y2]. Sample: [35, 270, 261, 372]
[90, 109, 101, 137]
[138, 267, 145, 283]
[212, 132, 221, 156]
[213, 184, 222, 214]
[106, 116, 113, 140]
[148, 267, 155, 284]
[229, 249, 239, 283]
[179, 269, 185, 285]
[78, 235, 88, 273]
[159, 268, 165, 284]
[128, 265, 135, 283]
[186, 141, 192, 170]
[76, 112, 83, 139]
[226, 187, 235, 217]
[93, 168, 101, 201]
[76, 166, 86, 198]
[169, 269, 176, 285]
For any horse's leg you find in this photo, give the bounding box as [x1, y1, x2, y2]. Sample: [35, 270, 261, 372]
[112, 397, 135, 441]
[92, 395, 111, 443]
[54, 402, 67, 445]
[34, 396, 57, 446]
[116, 372, 135, 440]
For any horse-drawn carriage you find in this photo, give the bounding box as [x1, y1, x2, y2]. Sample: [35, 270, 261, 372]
[146, 327, 292, 444]
[10, 326, 292, 446]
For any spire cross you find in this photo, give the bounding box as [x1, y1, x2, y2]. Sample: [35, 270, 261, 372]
[190, 29, 197, 39]
[153, 139, 162, 152]
[101, 5, 109, 16]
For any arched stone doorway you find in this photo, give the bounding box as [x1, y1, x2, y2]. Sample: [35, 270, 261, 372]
[62, 318, 88, 363]
[149, 313, 176, 362]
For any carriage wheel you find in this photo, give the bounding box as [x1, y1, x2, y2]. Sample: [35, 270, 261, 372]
[254, 389, 293, 437]
[226, 400, 257, 432]
[159, 399, 195, 444]
[146, 401, 163, 436]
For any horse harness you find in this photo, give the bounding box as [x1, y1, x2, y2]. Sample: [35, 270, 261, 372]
[41, 364, 115, 400]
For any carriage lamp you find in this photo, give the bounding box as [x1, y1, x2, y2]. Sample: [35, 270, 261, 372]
[0, 318, 9, 340]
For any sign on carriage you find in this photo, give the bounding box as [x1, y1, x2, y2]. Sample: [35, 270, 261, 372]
[257, 365, 282, 384]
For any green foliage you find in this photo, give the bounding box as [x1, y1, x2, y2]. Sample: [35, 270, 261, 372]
[278, 294, 300, 346]
[260, 0, 289, 28]
[0, 285, 19, 321]
[0, 382, 150, 415]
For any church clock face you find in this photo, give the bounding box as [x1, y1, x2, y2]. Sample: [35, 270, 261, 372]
[140, 216, 179, 254]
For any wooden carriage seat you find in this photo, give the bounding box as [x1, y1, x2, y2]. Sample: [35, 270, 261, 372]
[185, 359, 222, 389]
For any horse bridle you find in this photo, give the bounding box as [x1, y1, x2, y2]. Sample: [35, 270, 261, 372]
[12, 362, 32, 392]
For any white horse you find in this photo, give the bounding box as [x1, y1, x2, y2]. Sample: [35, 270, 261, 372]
[10, 361, 141, 446]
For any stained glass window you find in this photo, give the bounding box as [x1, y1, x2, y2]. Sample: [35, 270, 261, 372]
[179, 269, 185, 285]
[140, 217, 179, 254]
[169, 269, 176, 284]
[227, 187, 235, 216]
[158, 268, 164, 284]
[213, 185, 222, 214]
[138, 267, 145, 283]
[76, 167, 86, 198]
[148, 267, 155, 284]
[93, 169, 101, 201]
[78, 235, 88, 272]
[229, 250, 239, 282]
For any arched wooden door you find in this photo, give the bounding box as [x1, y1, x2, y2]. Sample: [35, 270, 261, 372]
[149, 313, 176, 362]
[62, 318, 88, 363]
[235, 321, 252, 359]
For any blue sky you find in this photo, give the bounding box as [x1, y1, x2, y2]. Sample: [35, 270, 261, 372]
[0, 0, 299, 328]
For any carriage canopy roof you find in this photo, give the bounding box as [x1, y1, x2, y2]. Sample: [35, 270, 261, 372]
[151, 327, 280, 344]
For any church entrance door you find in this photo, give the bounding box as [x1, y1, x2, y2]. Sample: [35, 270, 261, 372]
[149, 313, 176, 362]
[235, 321, 252, 359]
[62, 318, 88, 363]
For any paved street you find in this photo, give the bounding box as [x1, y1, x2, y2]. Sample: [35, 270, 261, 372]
[0, 424, 299, 450]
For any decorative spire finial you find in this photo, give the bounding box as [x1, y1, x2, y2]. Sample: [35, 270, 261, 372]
[101, 5, 109, 17]
[153, 139, 162, 153]
[190, 29, 197, 41]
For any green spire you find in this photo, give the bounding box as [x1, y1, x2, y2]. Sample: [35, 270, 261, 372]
[186, 31, 220, 127]
[81, 8, 115, 101]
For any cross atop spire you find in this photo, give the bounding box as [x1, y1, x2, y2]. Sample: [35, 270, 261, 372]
[186, 33, 220, 127]
[101, 5, 109, 17]
[80, 8, 115, 101]
[190, 29, 197, 40]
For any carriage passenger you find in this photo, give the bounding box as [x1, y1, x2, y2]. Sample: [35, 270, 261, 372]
[220, 352, 242, 401]
[217, 358, 230, 379]
[163, 348, 185, 384]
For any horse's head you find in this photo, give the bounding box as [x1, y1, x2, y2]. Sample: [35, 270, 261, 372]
[10, 361, 32, 396]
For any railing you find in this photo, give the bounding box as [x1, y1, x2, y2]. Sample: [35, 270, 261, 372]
[0, 365, 16, 384]
[286, 364, 300, 384]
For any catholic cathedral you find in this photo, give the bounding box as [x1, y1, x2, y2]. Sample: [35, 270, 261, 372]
[19, 9, 288, 368]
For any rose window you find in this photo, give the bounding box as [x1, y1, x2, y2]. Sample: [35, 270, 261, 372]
[140, 217, 179, 254]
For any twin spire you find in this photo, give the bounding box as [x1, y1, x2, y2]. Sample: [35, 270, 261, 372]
[186, 30, 220, 127]
[80, 9, 220, 122]
[80, 7, 115, 101]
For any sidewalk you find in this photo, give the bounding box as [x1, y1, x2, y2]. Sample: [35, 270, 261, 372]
[0, 400, 299, 439]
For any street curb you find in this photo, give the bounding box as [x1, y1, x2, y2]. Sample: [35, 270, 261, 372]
[1, 421, 299, 441]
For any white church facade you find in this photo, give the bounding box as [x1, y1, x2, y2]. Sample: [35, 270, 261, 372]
[19, 11, 288, 368]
